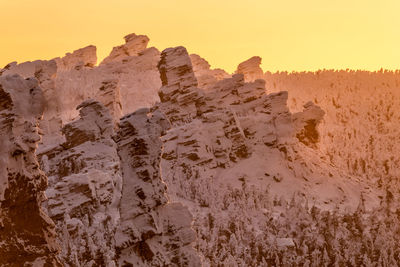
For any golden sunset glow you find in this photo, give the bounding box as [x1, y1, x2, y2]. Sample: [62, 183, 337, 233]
[1, 0, 399, 72]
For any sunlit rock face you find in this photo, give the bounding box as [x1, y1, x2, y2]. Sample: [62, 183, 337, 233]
[190, 54, 230, 90]
[156, 47, 378, 265]
[3, 32, 400, 266]
[101, 33, 150, 65]
[293, 101, 325, 147]
[38, 100, 122, 266]
[0, 75, 61, 266]
[1, 33, 161, 149]
[54, 45, 97, 70]
[236, 56, 264, 82]
[114, 108, 201, 267]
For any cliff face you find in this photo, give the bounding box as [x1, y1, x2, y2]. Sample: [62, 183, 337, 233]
[0, 75, 61, 266]
[1, 33, 161, 148]
[190, 54, 230, 90]
[235, 56, 264, 82]
[38, 98, 200, 266]
[114, 108, 200, 266]
[155, 47, 378, 265]
[1, 33, 202, 266]
[2, 33, 400, 266]
[39, 100, 122, 266]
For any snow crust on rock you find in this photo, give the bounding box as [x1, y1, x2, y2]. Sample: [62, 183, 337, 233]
[1, 33, 161, 150]
[0, 75, 61, 266]
[114, 108, 201, 266]
[38, 100, 122, 266]
[236, 56, 264, 82]
[2, 32, 400, 266]
[190, 54, 230, 90]
[101, 33, 150, 65]
[156, 46, 382, 265]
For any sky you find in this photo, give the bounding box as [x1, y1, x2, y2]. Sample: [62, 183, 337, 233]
[1, 0, 399, 72]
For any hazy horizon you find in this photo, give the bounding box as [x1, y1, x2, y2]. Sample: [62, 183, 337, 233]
[1, 0, 399, 72]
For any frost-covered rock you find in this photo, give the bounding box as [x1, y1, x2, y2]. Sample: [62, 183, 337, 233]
[276, 238, 295, 248]
[101, 33, 150, 65]
[293, 101, 325, 147]
[0, 75, 61, 266]
[39, 100, 122, 266]
[114, 108, 201, 266]
[54, 45, 97, 70]
[3, 32, 399, 266]
[190, 54, 230, 90]
[2, 33, 161, 150]
[156, 46, 379, 266]
[236, 56, 264, 82]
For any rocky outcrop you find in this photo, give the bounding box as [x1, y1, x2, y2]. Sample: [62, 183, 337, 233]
[114, 108, 201, 266]
[96, 79, 123, 125]
[0, 75, 61, 266]
[38, 97, 201, 266]
[293, 101, 325, 147]
[235, 56, 264, 82]
[39, 100, 122, 266]
[2, 33, 161, 150]
[190, 54, 230, 90]
[55, 45, 97, 70]
[3, 32, 399, 266]
[101, 33, 150, 65]
[156, 46, 378, 266]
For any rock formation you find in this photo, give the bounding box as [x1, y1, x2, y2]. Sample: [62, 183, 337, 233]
[38, 98, 201, 266]
[39, 100, 121, 266]
[293, 101, 325, 147]
[190, 54, 230, 90]
[101, 33, 150, 65]
[1, 33, 161, 149]
[156, 46, 377, 265]
[0, 75, 61, 266]
[114, 108, 200, 266]
[2, 32, 400, 266]
[236, 56, 264, 82]
[55, 45, 97, 70]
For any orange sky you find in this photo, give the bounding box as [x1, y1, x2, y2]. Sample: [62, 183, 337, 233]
[1, 0, 399, 72]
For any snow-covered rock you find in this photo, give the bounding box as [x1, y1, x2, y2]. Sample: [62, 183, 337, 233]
[236, 56, 264, 82]
[2, 32, 400, 266]
[190, 54, 230, 90]
[114, 108, 200, 266]
[101, 33, 150, 65]
[155, 46, 376, 266]
[39, 100, 122, 266]
[2, 33, 161, 150]
[0, 75, 61, 266]
[54, 45, 97, 70]
[276, 238, 295, 248]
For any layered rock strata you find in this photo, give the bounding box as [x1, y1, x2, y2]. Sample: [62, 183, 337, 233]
[189, 54, 230, 90]
[0, 75, 61, 266]
[1, 33, 161, 149]
[235, 56, 264, 82]
[38, 97, 200, 266]
[156, 46, 378, 265]
[39, 100, 121, 266]
[2, 32, 398, 266]
[114, 108, 201, 266]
